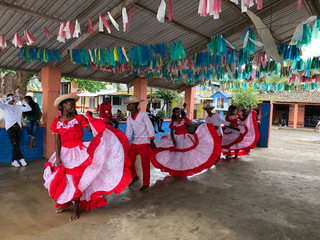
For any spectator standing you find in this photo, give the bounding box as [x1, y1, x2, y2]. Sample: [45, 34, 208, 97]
[150, 103, 165, 132]
[0, 94, 32, 167]
[279, 110, 288, 127]
[23, 96, 42, 150]
[181, 103, 188, 118]
[146, 103, 157, 133]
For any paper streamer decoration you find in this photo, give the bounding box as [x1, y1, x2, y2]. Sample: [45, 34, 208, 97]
[24, 30, 37, 45]
[99, 13, 111, 33]
[157, 0, 166, 23]
[0, 35, 6, 50]
[127, 7, 133, 31]
[168, 0, 173, 21]
[64, 21, 71, 39]
[88, 17, 95, 34]
[44, 27, 55, 42]
[69, 21, 74, 38]
[256, 0, 263, 10]
[12, 32, 23, 48]
[312, 17, 320, 39]
[298, 0, 302, 11]
[290, 16, 317, 47]
[73, 20, 81, 38]
[57, 23, 65, 43]
[108, 12, 120, 31]
[122, 8, 128, 31]
[246, 10, 283, 63]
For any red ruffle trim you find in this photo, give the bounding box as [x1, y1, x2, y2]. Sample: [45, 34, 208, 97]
[240, 112, 260, 155]
[221, 125, 249, 149]
[154, 134, 199, 153]
[44, 113, 132, 211]
[151, 123, 221, 177]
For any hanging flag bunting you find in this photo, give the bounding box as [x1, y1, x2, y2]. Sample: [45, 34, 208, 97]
[312, 17, 320, 39]
[0, 35, 6, 50]
[213, 0, 222, 19]
[241, 28, 263, 55]
[88, 17, 95, 34]
[127, 7, 133, 31]
[297, 0, 302, 11]
[69, 21, 74, 38]
[99, 13, 111, 33]
[12, 32, 23, 48]
[44, 27, 55, 42]
[24, 30, 37, 45]
[168, 0, 173, 21]
[256, 0, 263, 10]
[64, 21, 72, 39]
[290, 16, 317, 47]
[122, 7, 128, 31]
[108, 12, 120, 31]
[73, 20, 81, 38]
[57, 23, 66, 43]
[157, 0, 166, 23]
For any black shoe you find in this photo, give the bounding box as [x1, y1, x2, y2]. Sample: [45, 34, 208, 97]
[139, 185, 150, 193]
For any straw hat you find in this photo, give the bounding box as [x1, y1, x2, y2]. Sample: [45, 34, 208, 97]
[203, 103, 215, 110]
[54, 94, 80, 110]
[124, 95, 144, 104]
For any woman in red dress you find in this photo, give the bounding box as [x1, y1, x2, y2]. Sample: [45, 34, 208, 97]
[151, 107, 221, 177]
[233, 105, 260, 156]
[221, 106, 248, 158]
[43, 94, 131, 221]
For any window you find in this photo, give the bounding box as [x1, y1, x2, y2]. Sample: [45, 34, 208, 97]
[113, 96, 121, 105]
[60, 82, 70, 95]
[89, 98, 95, 109]
[216, 97, 225, 109]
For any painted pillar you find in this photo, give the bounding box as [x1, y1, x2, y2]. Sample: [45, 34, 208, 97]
[293, 103, 298, 129]
[185, 87, 195, 120]
[203, 101, 206, 119]
[41, 67, 61, 159]
[134, 78, 148, 112]
[268, 101, 274, 148]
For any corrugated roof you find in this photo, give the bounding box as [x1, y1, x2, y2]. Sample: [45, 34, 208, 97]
[259, 89, 320, 103]
[0, 0, 315, 91]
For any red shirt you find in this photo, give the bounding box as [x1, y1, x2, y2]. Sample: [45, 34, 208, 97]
[169, 117, 190, 135]
[99, 103, 112, 122]
[50, 115, 89, 148]
[226, 113, 241, 126]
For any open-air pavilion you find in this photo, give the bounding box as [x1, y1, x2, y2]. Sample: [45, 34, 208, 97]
[0, 0, 317, 158]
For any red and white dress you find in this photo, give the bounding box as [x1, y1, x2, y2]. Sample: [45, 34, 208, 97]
[221, 113, 248, 157]
[43, 113, 131, 211]
[151, 117, 221, 177]
[229, 111, 260, 156]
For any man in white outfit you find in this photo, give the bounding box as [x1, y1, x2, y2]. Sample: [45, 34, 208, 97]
[0, 94, 32, 167]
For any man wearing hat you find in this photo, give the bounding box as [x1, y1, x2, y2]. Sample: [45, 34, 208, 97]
[125, 95, 156, 192]
[203, 103, 234, 138]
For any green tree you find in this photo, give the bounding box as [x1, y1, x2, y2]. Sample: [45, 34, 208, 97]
[233, 88, 260, 108]
[0, 69, 34, 98]
[151, 89, 181, 110]
[62, 77, 121, 93]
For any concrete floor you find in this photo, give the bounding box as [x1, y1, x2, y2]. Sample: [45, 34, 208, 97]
[1, 128, 320, 240]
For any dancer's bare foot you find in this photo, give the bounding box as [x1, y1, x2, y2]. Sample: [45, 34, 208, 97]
[129, 176, 139, 186]
[56, 202, 73, 213]
[139, 185, 150, 193]
[32, 141, 36, 147]
[70, 201, 80, 221]
[28, 141, 33, 150]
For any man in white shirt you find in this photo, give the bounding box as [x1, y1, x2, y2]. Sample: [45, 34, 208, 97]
[150, 103, 165, 132]
[0, 94, 32, 167]
[125, 95, 156, 193]
[204, 104, 234, 137]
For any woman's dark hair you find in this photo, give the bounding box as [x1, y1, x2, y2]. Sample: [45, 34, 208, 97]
[229, 105, 237, 111]
[24, 96, 37, 117]
[171, 107, 180, 121]
[60, 99, 75, 115]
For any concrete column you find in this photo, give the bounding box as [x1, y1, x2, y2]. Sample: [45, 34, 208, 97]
[293, 103, 298, 129]
[41, 67, 61, 159]
[268, 101, 274, 148]
[134, 78, 148, 112]
[185, 87, 195, 120]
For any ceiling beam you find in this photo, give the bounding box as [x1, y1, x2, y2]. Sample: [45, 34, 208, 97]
[310, 0, 320, 16]
[134, 3, 211, 41]
[185, 0, 296, 57]
[303, 0, 316, 16]
[0, 1, 62, 23]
